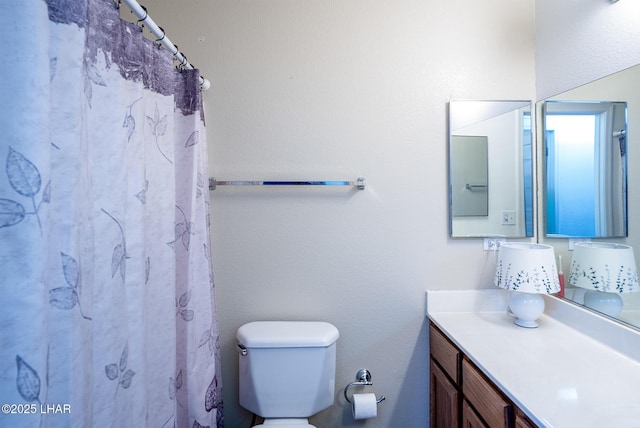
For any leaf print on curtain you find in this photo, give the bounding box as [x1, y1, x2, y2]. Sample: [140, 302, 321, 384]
[101, 209, 128, 282]
[147, 104, 172, 164]
[0, 1, 223, 427]
[15, 356, 41, 404]
[104, 345, 136, 398]
[49, 252, 92, 320]
[1, 148, 50, 231]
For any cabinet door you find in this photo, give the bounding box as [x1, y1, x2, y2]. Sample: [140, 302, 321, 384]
[462, 358, 512, 427]
[515, 408, 538, 428]
[430, 360, 459, 428]
[462, 399, 488, 428]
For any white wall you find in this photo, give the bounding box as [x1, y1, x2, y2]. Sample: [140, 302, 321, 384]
[149, 1, 535, 427]
[536, 0, 640, 100]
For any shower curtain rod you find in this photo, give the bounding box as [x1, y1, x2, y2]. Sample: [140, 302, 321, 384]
[120, 0, 211, 91]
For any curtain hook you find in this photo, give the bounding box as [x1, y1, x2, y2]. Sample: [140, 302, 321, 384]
[136, 5, 148, 31]
[137, 5, 148, 22]
[154, 26, 166, 47]
[173, 45, 182, 66]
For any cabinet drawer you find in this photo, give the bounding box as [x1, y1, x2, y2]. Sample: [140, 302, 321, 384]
[462, 358, 512, 427]
[430, 323, 460, 383]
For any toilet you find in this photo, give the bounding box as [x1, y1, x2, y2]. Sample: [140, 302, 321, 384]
[236, 321, 340, 428]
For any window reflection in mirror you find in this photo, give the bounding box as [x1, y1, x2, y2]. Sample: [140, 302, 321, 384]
[449, 100, 534, 238]
[543, 100, 627, 238]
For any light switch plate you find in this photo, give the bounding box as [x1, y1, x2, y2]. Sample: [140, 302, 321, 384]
[501, 210, 516, 225]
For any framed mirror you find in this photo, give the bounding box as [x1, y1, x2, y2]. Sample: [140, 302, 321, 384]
[543, 100, 628, 238]
[449, 100, 534, 238]
[538, 64, 640, 330]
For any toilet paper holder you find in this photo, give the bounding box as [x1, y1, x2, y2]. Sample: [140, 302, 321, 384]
[343, 369, 386, 404]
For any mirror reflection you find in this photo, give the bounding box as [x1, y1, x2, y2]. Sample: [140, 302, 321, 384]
[449, 100, 533, 238]
[538, 64, 640, 330]
[543, 100, 628, 238]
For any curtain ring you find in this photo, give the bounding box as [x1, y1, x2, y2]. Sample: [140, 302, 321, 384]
[137, 5, 148, 23]
[136, 5, 148, 31]
[114, 0, 121, 10]
[155, 27, 166, 47]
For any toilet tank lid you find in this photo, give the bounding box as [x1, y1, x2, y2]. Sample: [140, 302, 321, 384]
[237, 321, 339, 348]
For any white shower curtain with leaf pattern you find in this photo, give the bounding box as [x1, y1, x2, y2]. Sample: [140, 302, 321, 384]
[0, 0, 223, 427]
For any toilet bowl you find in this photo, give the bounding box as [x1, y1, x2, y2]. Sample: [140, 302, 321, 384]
[236, 321, 339, 428]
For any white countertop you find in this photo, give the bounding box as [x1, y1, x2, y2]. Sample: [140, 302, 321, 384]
[426, 289, 640, 428]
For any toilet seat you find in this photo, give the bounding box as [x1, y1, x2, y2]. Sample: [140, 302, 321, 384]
[253, 418, 316, 428]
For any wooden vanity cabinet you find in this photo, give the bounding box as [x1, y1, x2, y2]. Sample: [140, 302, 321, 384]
[429, 319, 461, 426]
[462, 357, 512, 427]
[461, 399, 486, 428]
[515, 409, 538, 428]
[429, 322, 538, 428]
[430, 360, 459, 427]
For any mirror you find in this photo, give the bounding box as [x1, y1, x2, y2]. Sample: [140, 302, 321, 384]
[543, 100, 628, 238]
[449, 100, 534, 238]
[538, 64, 640, 329]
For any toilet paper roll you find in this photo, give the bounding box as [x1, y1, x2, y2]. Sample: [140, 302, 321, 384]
[352, 393, 378, 420]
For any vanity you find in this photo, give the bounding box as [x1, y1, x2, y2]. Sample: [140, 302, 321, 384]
[427, 289, 640, 427]
[430, 321, 535, 427]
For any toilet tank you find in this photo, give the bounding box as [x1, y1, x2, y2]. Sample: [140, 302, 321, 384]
[237, 321, 339, 418]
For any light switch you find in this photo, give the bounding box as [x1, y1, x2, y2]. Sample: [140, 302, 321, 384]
[501, 210, 516, 225]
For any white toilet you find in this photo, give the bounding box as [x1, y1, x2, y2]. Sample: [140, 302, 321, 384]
[236, 321, 340, 428]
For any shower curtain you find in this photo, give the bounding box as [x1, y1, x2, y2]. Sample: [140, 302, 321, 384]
[0, 1, 223, 427]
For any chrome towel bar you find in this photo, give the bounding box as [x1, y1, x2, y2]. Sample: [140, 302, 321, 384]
[465, 183, 488, 191]
[209, 177, 366, 190]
